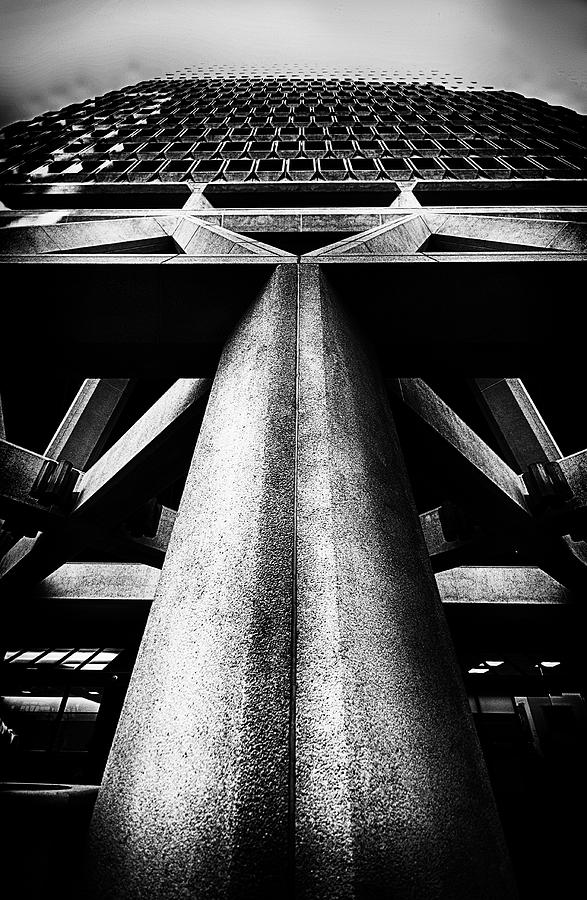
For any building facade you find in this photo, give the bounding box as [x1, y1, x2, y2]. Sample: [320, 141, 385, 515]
[0, 71, 586, 899]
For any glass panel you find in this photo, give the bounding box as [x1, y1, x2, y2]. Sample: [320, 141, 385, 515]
[56, 695, 101, 751]
[1, 695, 63, 715]
[59, 650, 97, 668]
[80, 663, 108, 670]
[35, 649, 74, 665]
[64, 696, 100, 715]
[0, 694, 63, 751]
[10, 650, 47, 664]
[3, 650, 21, 661]
[87, 651, 119, 665]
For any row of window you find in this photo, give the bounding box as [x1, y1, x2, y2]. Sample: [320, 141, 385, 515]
[28, 138, 579, 161]
[6, 154, 579, 184]
[2, 81, 581, 134]
[6, 112, 578, 139]
[5, 132, 583, 167]
[3, 648, 121, 671]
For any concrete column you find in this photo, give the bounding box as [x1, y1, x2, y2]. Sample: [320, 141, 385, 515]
[86, 263, 516, 900]
[472, 378, 561, 471]
[86, 265, 298, 899]
[294, 267, 516, 899]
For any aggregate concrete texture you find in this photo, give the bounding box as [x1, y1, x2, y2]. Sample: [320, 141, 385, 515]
[45, 378, 132, 469]
[437, 565, 570, 605]
[86, 265, 298, 899]
[395, 377, 529, 512]
[473, 378, 561, 471]
[86, 263, 517, 900]
[294, 267, 517, 899]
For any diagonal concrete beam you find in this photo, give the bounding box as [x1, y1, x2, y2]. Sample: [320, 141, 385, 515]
[0, 378, 132, 544]
[391, 377, 529, 513]
[392, 379, 587, 592]
[557, 449, 587, 499]
[45, 378, 134, 469]
[173, 215, 295, 257]
[0, 379, 211, 590]
[305, 213, 430, 256]
[0, 217, 177, 254]
[422, 212, 582, 249]
[74, 378, 207, 513]
[470, 378, 562, 472]
[389, 181, 422, 209]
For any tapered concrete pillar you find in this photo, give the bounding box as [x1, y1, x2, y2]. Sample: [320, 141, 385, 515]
[294, 267, 516, 899]
[86, 264, 298, 899]
[87, 263, 516, 899]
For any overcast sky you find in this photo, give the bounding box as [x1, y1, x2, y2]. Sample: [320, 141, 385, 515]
[1, 0, 585, 125]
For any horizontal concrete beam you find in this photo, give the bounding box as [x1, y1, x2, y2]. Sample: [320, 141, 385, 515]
[437, 566, 571, 606]
[3, 563, 161, 646]
[4, 553, 580, 651]
[8, 562, 568, 608]
[34, 562, 161, 602]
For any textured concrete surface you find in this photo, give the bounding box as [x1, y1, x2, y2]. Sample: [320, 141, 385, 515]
[45, 378, 132, 469]
[423, 213, 573, 248]
[294, 267, 516, 899]
[437, 565, 570, 605]
[86, 263, 517, 899]
[86, 265, 298, 899]
[558, 449, 587, 498]
[35, 562, 161, 601]
[306, 215, 429, 257]
[76, 379, 210, 510]
[5, 562, 161, 646]
[473, 378, 561, 471]
[394, 377, 529, 512]
[172, 216, 294, 257]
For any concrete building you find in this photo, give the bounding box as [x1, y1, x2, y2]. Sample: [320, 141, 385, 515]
[0, 70, 586, 899]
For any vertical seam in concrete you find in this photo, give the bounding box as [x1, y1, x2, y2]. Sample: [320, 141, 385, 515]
[288, 262, 301, 893]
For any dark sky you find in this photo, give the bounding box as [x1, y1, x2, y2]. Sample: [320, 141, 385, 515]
[1, 0, 585, 126]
